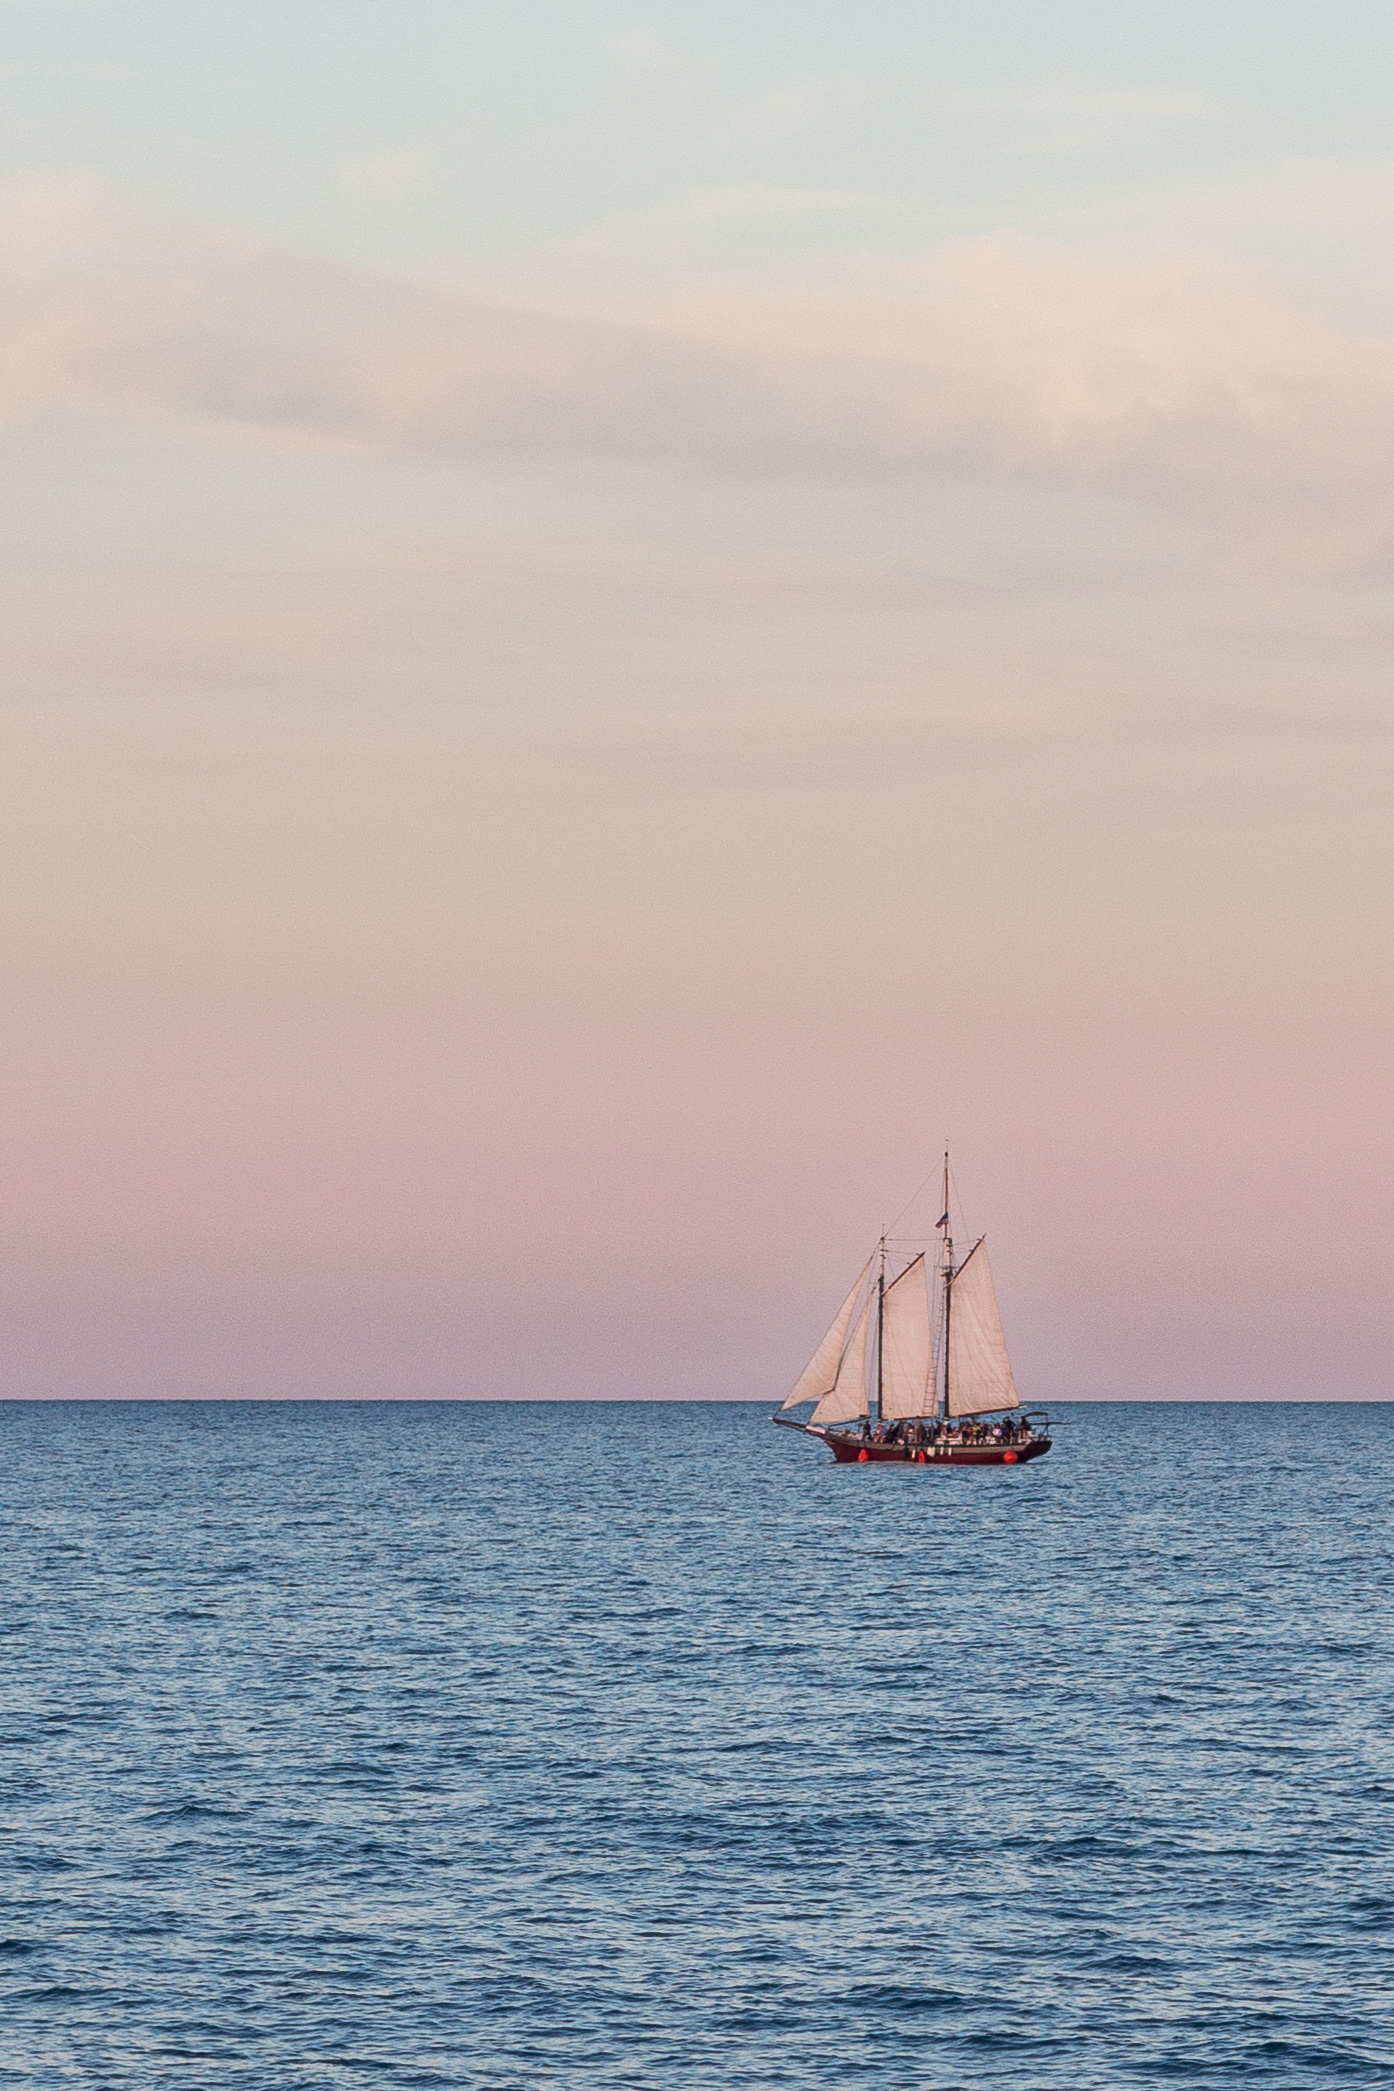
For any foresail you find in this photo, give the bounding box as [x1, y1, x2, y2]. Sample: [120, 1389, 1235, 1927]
[879, 1254, 936, 1418]
[947, 1239, 1019, 1415]
[811, 1298, 871, 1423]
[781, 1256, 872, 1410]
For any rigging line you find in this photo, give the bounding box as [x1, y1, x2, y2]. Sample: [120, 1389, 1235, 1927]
[888, 1159, 942, 1233]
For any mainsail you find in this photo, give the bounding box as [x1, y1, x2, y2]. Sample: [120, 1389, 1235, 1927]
[811, 1297, 871, 1423]
[947, 1239, 1019, 1415]
[780, 1257, 871, 1411]
[879, 1254, 935, 1418]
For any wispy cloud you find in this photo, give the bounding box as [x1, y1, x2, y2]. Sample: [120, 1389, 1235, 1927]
[733, 77, 833, 149]
[331, 148, 429, 201]
[608, 27, 666, 67]
[971, 77, 1220, 155]
[3, 174, 1393, 541]
[1174, 156, 1394, 237]
[565, 182, 871, 257]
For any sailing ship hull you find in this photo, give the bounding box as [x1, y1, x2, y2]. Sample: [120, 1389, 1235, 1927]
[797, 1425, 1050, 1467]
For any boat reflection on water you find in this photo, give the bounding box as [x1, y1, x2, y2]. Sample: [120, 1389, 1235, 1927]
[774, 1152, 1052, 1469]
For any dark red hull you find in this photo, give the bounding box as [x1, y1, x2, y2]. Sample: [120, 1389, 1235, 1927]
[790, 1424, 1050, 1467]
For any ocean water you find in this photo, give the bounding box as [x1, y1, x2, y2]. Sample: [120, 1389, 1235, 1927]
[0, 1400, 1391, 2091]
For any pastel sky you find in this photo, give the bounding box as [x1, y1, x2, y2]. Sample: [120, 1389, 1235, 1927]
[3, 2, 1393, 1400]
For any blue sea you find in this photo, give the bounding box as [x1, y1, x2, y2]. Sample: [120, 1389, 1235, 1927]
[0, 1399, 1391, 2089]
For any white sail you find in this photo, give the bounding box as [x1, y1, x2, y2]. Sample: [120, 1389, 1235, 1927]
[780, 1257, 871, 1410]
[947, 1239, 1019, 1415]
[811, 1297, 871, 1423]
[879, 1254, 936, 1418]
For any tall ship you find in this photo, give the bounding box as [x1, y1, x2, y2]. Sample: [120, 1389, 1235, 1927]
[774, 1156, 1051, 1466]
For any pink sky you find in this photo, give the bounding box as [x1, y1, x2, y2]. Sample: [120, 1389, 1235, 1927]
[3, 16, 1394, 1400]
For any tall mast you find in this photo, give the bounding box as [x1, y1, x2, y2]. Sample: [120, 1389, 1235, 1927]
[875, 1233, 886, 1424]
[940, 1149, 952, 1421]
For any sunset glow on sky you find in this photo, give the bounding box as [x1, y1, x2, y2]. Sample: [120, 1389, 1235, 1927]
[3, 3, 1392, 1399]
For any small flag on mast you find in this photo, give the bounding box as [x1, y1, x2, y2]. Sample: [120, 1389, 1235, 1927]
[936, 1211, 950, 1229]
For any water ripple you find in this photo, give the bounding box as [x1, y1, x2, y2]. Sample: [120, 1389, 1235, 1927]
[0, 1398, 1391, 2088]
